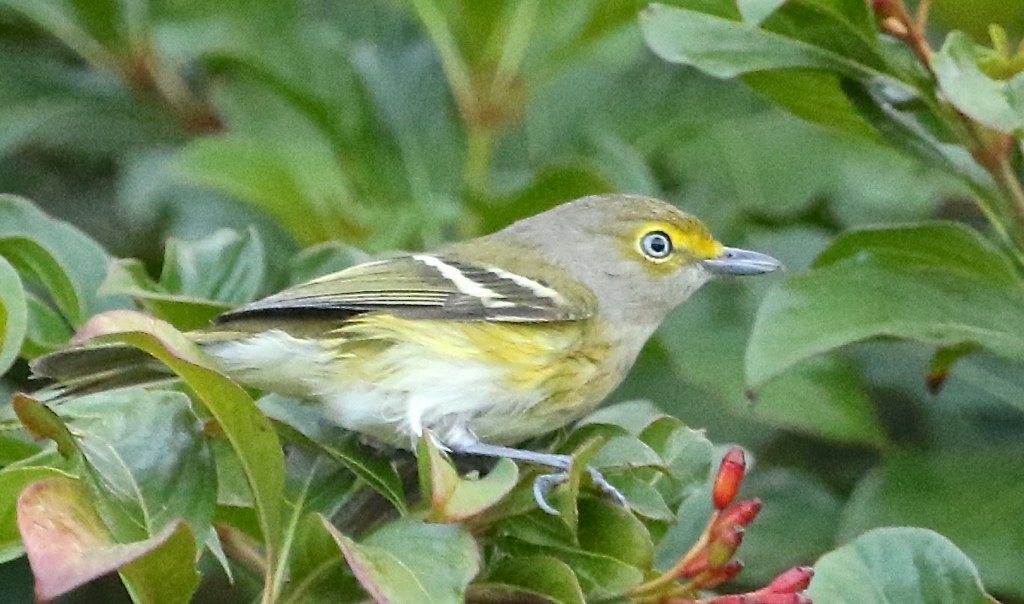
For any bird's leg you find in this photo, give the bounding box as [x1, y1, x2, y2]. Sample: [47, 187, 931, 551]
[450, 440, 628, 515]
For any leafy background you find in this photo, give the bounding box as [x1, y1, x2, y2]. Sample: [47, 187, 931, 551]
[0, 0, 1021, 602]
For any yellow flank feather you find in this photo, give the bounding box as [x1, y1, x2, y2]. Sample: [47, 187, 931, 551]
[333, 313, 618, 416]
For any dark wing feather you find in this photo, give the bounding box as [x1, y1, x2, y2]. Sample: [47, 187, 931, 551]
[216, 254, 591, 324]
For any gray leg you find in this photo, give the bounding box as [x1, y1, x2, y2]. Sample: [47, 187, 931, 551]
[451, 440, 628, 515]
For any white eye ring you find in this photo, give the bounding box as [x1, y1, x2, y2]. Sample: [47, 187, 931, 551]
[640, 231, 673, 259]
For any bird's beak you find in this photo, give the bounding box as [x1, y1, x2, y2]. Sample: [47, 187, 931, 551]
[703, 247, 782, 275]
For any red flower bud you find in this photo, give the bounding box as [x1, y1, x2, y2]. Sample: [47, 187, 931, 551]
[708, 595, 812, 604]
[713, 498, 763, 536]
[677, 531, 743, 578]
[713, 447, 747, 510]
[675, 552, 708, 581]
[764, 566, 814, 594]
[760, 594, 812, 604]
[678, 552, 709, 579]
[699, 559, 744, 589]
[881, 16, 909, 36]
[871, 0, 896, 17]
[707, 526, 744, 569]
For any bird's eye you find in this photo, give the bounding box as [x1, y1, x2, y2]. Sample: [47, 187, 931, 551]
[640, 231, 673, 260]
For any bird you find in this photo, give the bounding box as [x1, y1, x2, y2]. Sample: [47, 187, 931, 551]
[31, 194, 781, 514]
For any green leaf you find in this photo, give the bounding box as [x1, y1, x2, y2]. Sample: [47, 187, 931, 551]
[933, 31, 1024, 135]
[808, 527, 995, 603]
[350, 43, 463, 208]
[0, 256, 27, 375]
[286, 242, 366, 286]
[0, 0, 118, 70]
[259, 394, 407, 514]
[474, 164, 614, 235]
[22, 292, 74, 358]
[639, 4, 890, 82]
[12, 393, 76, 458]
[161, 227, 268, 305]
[838, 449, 1024, 596]
[588, 436, 665, 472]
[581, 403, 714, 511]
[0, 237, 81, 326]
[72, 310, 286, 595]
[738, 0, 788, 26]
[639, 418, 713, 491]
[500, 510, 645, 598]
[578, 399, 670, 435]
[658, 285, 885, 446]
[752, 355, 885, 446]
[321, 516, 480, 604]
[477, 555, 585, 604]
[283, 512, 362, 604]
[577, 498, 653, 571]
[59, 390, 217, 545]
[0, 434, 40, 466]
[99, 258, 231, 330]
[418, 435, 518, 522]
[813, 221, 1019, 279]
[547, 546, 644, 598]
[762, 0, 882, 68]
[604, 474, 674, 522]
[119, 521, 201, 604]
[174, 136, 368, 245]
[100, 228, 269, 330]
[839, 78, 991, 194]
[17, 476, 198, 602]
[744, 69, 878, 138]
[0, 195, 129, 321]
[663, 111, 946, 220]
[746, 222, 1024, 387]
[268, 457, 353, 602]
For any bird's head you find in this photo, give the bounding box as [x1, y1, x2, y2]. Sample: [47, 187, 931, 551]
[497, 194, 781, 335]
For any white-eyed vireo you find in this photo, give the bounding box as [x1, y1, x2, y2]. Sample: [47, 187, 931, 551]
[33, 194, 780, 514]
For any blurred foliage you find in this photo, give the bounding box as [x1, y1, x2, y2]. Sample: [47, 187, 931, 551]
[0, 0, 1022, 602]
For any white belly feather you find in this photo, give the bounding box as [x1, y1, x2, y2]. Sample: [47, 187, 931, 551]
[203, 329, 552, 448]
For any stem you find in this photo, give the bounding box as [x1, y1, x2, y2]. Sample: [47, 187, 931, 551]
[996, 154, 1024, 232]
[3, 2, 121, 73]
[409, 0, 477, 119]
[914, 0, 932, 28]
[880, 0, 1024, 262]
[491, 0, 538, 94]
[464, 126, 494, 195]
[267, 458, 322, 602]
[625, 511, 721, 599]
[216, 525, 269, 579]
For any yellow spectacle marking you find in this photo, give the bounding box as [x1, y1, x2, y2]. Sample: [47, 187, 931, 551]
[634, 220, 723, 264]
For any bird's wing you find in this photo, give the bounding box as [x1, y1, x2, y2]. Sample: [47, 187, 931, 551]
[215, 253, 593, 324]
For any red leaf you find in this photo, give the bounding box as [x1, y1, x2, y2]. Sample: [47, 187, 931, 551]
[18, 477, 187, 601]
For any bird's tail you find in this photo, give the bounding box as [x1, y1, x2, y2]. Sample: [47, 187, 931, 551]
[30, 343, 176, 401]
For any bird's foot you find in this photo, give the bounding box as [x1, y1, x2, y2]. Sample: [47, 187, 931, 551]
[446, 438, 629, 516]
[533, 465, 628, 515]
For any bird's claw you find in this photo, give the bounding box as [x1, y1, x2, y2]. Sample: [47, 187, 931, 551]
[587, 466, 629, 508]
[532, 466, 629, 515]
[533, 473, 569, 515]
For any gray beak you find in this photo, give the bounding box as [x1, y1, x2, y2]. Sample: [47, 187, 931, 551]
[703, 246, 782, 275]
